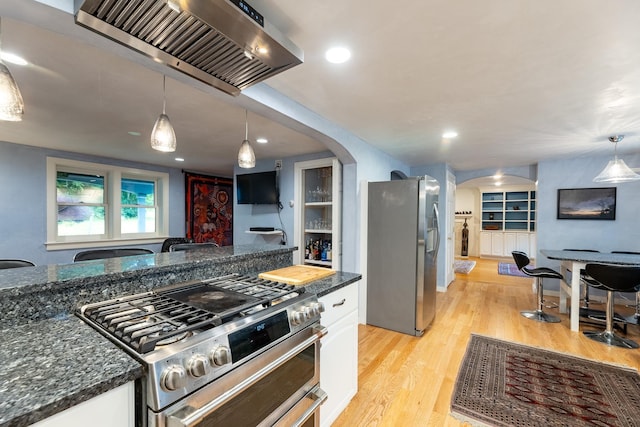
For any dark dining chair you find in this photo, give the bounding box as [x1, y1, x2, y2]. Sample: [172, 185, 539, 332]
[583, 263, 640, 349]
[169, 242, 220, 252]
[611, 251, 640, 325]
[73, 248, 154, 262]
[160, 237, 191, 253]
[512, 251, 563, 323]
[0, 259, 36, 269]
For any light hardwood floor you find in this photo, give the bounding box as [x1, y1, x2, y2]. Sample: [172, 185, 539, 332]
[331, 257, 640, 427]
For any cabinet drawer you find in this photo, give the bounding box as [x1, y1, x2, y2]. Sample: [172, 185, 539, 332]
[319, 282, 358, 327]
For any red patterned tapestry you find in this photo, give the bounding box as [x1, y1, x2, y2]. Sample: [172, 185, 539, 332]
[185, 173, 233, 246]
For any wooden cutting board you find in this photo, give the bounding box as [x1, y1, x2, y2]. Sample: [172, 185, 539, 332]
[258, 265, 336, 285]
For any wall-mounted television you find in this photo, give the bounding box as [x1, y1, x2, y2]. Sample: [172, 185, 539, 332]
[236, 171, 279, 205]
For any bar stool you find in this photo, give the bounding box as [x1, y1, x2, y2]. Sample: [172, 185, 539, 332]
[562, 249, 601, 316]
[611, 251, 640, 325]
[512, 251, 563, 323]
[583, 263, 640, 349]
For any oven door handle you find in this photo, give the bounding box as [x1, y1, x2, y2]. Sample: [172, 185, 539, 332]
[167, 324, 328, 427]
[290, 386, 328, 427]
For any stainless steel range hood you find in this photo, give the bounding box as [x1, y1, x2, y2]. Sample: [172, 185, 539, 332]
[74, 0, 303, 96]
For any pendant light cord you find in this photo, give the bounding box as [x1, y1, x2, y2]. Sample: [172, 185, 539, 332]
[245, 110, 249, 140]
[162, 75, 167, 114]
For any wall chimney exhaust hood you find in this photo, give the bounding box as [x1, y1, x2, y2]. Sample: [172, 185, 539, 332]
[74, 0, 304, 96]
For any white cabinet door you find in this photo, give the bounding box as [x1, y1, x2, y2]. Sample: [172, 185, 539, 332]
[491, 233, 503, 256]
[529, 233, 537, 258]
[479, 232, 492, 256]
[293, 158, 342, 270]
[31, 382, 134, 427]
[319, 310, 358, 427]
[503, 232, 517, 256]
[319, 283, 358, 427]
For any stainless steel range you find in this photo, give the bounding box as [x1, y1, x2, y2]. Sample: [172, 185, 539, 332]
[77, 273, 327, 427]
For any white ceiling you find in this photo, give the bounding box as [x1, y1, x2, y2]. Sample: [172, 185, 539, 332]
[2, 0, 640, 178]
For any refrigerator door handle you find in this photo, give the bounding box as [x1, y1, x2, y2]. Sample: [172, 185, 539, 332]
[433, 203, 440, 256]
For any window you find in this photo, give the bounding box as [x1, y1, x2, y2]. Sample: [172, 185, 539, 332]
[47, 157, 169, 249]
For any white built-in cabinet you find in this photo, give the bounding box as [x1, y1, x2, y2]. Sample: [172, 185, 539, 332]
[294, 158, 342, 270]
[31, 382, 134, 427]
[319, 282, 358, 427]
[479, 186, 537, 258]
[480, 231, 537, 258]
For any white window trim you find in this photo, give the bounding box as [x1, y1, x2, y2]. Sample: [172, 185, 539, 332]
[46, 157, 170, 250]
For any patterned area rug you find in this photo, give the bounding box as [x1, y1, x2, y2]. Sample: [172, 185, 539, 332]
[454, 260, 476, 274]
[498, 262, 529, 277]
[451, 335, 640, 427]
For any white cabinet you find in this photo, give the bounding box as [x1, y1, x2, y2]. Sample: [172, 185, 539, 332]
[319, 283, 359, 427]
[294, 158, 342, 270]
[31, 382, 135, 427]
[480, 231, 505, 256]
[480, 231, 536, 258]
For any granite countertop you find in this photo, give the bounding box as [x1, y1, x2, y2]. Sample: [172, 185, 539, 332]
[0, 245, 296, 328]
[0, 269, 361, 427]
[0, 316, 143, 427]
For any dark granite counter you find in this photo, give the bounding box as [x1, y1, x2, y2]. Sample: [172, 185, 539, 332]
[0, 245, 295, 328]
[0, 245, 361, 427]
[0, 316, 143, 427]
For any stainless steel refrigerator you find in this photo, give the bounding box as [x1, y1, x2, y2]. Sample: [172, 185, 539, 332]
[367, 176, 440, 336]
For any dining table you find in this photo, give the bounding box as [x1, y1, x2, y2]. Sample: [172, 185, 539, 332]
[539, 249, 640, 332]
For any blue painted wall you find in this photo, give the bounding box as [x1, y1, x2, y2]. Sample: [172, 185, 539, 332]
[536, 152, 640, 292]
[232, 151, 334, 247]
[0, 140, 186, 265]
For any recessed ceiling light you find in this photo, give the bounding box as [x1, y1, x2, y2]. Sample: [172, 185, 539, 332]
[1, 52, 28, 66]
[256, 137, 268, 144]
[175, 157, 184, 162]
[325, 47, 351, 64]
[442, 131, 458, 139]
[495, 181, 502, 187]
[493, 173, 503, 179]
[127, 131, 141, 136]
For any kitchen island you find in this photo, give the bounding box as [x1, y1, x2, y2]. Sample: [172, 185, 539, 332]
[0, 245, 360, 427]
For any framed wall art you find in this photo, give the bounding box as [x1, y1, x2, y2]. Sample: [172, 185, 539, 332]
[557, 187, 616, 220]
[185, 172, 234, 245]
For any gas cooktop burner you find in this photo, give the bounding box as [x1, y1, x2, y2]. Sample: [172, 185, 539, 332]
[161, 285, 264, 319]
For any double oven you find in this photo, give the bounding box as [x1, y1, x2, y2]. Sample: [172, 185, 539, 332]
[77, 274, 327, 427]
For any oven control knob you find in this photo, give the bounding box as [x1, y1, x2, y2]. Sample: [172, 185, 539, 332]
[161, 365, 187, 391]
[291, 310, 305, 326]
[187, 354, 210, 378]
[309, 302, 324, 316]
[211, 346, 231, 367]
[301, 306, 312, 320]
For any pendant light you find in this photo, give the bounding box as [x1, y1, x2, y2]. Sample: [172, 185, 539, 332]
[150, 75, 176, 152]
[593, 135, 640, 183]
[237, 109, 256, 168]
[0, 17, 24, 122]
